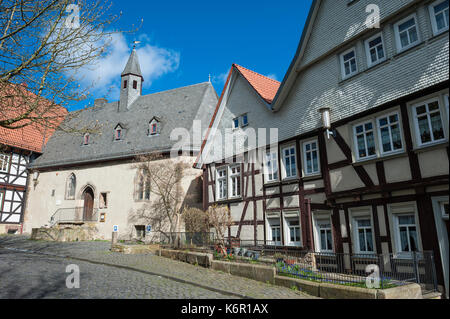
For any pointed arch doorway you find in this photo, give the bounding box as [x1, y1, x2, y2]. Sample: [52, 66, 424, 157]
[82, 187, 94, 221]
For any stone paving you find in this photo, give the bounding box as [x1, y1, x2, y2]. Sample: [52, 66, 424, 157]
[0, 235, 316, 299]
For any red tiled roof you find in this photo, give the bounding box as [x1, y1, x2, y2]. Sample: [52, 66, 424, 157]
[0, 83, 67, 153]
[233, 64, 281, 104]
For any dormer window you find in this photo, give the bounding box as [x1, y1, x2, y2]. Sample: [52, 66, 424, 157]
[114, 124, 124, 141]
[83, 133, 90, 145]
[149, 118, 160, 136]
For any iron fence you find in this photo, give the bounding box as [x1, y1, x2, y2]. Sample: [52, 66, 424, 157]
[160, 232, 215, 248]
[221, 239, 438, 292]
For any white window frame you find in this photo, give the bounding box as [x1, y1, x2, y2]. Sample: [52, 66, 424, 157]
[389, 203, 423, 258]
[365, 32, 386, 67]
[232, 117, 239, 130]
[394, 13, 420, 53]
[0, 153, 10, 173]
[444, 94, 449, 123]
[302, 139, 321, 176]
[267, 217, 282, 246]
[412, 98, 446, 147]
[228, 165, 241, 199]
[284, 214, 302, 247]
[216, 167, 227, 200]
[281, 144, 297, 180]
[353, 120, 377, 161]
[340, 47, 358, 79]
[350, 208, 376, 254]
[241, 113, 249, 127]
[115, 127, 123, 140]
[313, 213, 334, 253]
[429, 0, 449, 36]
[376, 111, 404, 156]
[264, 150, 279, 183]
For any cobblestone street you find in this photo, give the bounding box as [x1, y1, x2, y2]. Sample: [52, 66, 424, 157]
[0, 235, 316, 299]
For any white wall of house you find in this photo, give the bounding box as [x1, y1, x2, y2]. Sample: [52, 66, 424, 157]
[23, 156, 202, 240]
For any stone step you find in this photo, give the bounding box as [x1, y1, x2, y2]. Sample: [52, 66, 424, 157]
[422, 291, 442, 299]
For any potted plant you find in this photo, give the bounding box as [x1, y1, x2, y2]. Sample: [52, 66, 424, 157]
[274, 253, 284, 263]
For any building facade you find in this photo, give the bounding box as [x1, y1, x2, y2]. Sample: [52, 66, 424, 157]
[23, 49, 218, 241]
[0, 85, 66, 235]
[197, 0, 449, 296]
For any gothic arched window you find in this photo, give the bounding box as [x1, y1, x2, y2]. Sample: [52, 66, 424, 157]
[66, 174, 76, 200]
[136, 171, 150, 201]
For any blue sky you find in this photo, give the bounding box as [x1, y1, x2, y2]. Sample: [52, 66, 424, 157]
[70, 0, 313, 111]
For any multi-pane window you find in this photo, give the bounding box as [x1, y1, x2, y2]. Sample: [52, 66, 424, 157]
[228, 165, 241, 198]
[377, 113, 403, 154]
[354, 218, 374, 253]
[396, 214, 419, 253]
[365, 33, 385, 67]
[265, 151, 278, 182]
[394, 15, 419, 52]
[216, 168, 227, 200]
[303, 140, 320, 176]
[429, 0, 449, 35]
[413, 100, 445, 146]
[286, 218, 301, 246]
[340, 48, 357, 78]
[354, 122, 376, 160]
[232, 114, 249, 129]
[0, 153, 10, 173]
[268, 218, 281, 245]
[137, 173, 150, 201]
[317, 220, 333, 252]
[282, 146, 297, 179]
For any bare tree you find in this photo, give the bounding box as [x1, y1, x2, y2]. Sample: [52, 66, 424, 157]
[206, 205, 232, 256]
[0, 0, 135, 133]
[182, 207, 208, 233]
[128, 154, 190, 242]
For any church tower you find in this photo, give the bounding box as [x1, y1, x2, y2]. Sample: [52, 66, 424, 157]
[119, 48, 144, 111]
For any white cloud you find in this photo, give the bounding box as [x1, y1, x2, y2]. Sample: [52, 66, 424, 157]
[75, 32, 180, 100]
[265, 74, 279, 81]
[212, 71, 229, 86]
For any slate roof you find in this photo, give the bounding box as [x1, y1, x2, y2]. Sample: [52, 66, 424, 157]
[31, 82, 218, 169]
[121, 49, 143, 79]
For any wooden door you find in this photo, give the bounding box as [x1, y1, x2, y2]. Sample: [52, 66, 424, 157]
[83, 187, 94, 221]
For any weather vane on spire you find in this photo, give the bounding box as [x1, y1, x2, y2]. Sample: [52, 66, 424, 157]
[132, 40, 141, 49]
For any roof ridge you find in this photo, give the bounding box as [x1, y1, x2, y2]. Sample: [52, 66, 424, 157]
[233, 64, 281, 84]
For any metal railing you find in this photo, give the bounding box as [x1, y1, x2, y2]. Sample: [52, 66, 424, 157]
[50, 207, 99, 225]
[221, 239, 438, 292]
[160, 232, 215, 248]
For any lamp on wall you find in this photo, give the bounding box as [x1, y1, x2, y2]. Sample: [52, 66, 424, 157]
[32, 171, 39, 181]
[318, 106, 335, 139]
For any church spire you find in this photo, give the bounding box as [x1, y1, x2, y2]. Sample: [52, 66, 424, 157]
[119, 48, 144, 111]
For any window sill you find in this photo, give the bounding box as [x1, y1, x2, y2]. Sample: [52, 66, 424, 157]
[281, 177, 300, 184]
[303, 173, 322, 181]
[413, 140, 449, 154]
[352, 151, 407, 166]
[264, 180, 280, 187]
[393, 41, 423, 59]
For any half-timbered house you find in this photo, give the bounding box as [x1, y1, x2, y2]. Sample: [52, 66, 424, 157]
[0, 85, 66, 234]
[197, 0, 449, 297]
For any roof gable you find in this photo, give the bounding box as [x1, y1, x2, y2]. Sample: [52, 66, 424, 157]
[234, 64, 280, 104]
